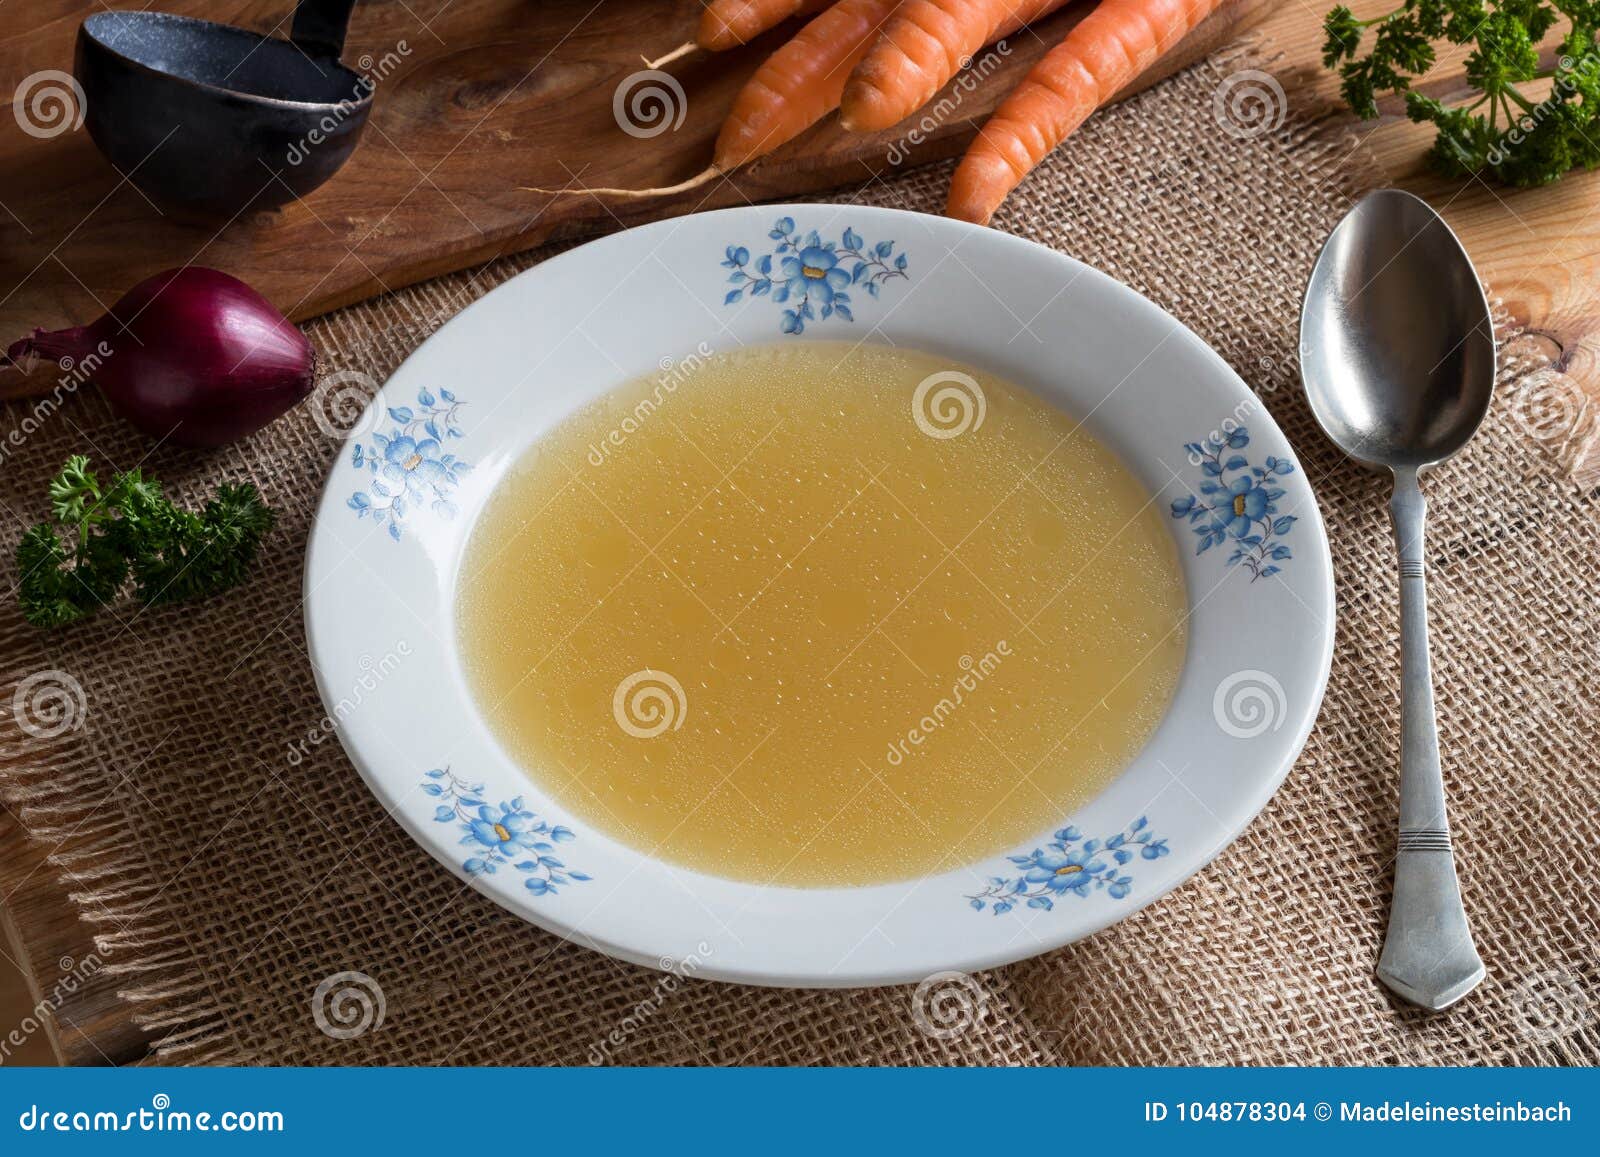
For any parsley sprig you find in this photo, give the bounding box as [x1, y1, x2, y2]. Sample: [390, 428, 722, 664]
[16, 456, 275, 628]
[1324, 1, 1600, 184]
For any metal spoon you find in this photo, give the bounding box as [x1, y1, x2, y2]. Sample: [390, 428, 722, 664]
[1300, 189, 1495, 1011]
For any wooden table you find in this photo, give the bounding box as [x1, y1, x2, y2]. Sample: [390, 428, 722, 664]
[3, 1, 1596, 1066]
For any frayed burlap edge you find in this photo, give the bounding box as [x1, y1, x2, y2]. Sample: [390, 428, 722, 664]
[0, 617, 243, 1064]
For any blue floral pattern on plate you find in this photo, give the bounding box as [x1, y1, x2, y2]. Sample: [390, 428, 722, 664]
[967, 818, 1168, 914]
[1169, 425, 1296, 581]
[721, 216, 909, 335]
[423, 768, 590, 895]
[348, 387, 471, 541]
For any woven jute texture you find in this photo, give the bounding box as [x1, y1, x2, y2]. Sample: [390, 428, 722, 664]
[3, 52, 1597, 1066]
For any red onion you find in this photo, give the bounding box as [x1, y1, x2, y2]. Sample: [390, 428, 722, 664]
[6, 268, 315, 448]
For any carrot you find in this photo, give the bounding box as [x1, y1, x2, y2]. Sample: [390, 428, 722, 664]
[642, 0, 829, 70]
[993, 1, 1076, 40]
[947, 0, 1221, 224]
[698, 0, 833, 51]
[714, 0, 904, 170]
[531, 0, 897, 201]
[840, 0, 1069, 133]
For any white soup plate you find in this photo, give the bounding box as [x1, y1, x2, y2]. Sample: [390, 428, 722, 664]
[304, 203, 1334, 987]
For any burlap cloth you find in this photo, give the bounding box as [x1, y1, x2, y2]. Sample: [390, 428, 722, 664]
[3, 51, 1597, 1066]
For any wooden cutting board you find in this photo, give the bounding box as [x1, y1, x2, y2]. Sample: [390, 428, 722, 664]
[0, 0, 1269, 400]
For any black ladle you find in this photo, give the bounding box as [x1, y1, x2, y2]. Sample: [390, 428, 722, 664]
[75, 2, 370, 218]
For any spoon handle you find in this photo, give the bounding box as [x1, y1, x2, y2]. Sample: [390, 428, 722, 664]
[1377, 467, 1484, 1011]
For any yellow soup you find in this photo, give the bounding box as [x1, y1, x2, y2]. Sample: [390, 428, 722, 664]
[457, 342, 1186, 886]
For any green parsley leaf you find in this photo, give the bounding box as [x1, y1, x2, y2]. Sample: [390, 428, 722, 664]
[16, 458, 275, 628]
[1324, 1, 1600, 186]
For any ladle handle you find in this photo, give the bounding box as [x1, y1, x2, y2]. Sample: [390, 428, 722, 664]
[291, 0, 359, 60]
[1376, 467, 1484, 1011]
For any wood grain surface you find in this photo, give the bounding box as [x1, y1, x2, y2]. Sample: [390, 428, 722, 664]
[3, 0, 1599, 1066]
[0, 807, 148, 1065]
[0, 0, 1267, 402]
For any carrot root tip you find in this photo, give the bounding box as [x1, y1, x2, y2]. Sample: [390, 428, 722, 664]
[946, 154, 1014, 225]
[642, 41, 698, 70]
[522, 165, 724, 202]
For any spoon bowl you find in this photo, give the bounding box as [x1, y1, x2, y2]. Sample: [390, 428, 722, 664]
[1301, 189, 1496, 470]
[74, 4, 369, 218]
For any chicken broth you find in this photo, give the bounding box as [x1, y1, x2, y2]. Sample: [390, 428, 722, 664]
[456, 342, 1186, 886]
